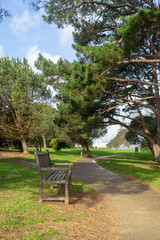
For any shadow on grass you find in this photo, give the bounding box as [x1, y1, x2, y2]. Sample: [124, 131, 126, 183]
[91, 149, 155, 160]
[98, 158, 160, 186]
[0, 160, 38, 190]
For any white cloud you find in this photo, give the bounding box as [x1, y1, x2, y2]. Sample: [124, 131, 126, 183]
[58, 25, 74, 45]
[0, 45, 4, 57]
[42, 51, 60, 63]
[26, 45, 60, 72]
[10, 10, 40, 33]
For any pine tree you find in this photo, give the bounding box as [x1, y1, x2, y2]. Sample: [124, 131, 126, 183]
[0, 58, 50, 153]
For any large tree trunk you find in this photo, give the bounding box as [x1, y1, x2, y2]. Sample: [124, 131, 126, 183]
[41, 133, 46, 148]
[11, 108, 29, 154]
[21, 136, 29, 154]
[152, 64, 160, 163]
[152, 143, 160, 163]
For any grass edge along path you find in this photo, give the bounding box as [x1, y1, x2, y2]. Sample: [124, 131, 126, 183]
[98, 154, 160, 192]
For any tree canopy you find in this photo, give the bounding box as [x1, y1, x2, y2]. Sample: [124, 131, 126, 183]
[31, 1, 160, 45]
[31, 0, 160, 161]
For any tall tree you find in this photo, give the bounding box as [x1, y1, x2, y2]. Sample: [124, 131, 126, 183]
[32, 0, 160, 161]
[35, 56, 109, 155]
[0, 57, 50, 153]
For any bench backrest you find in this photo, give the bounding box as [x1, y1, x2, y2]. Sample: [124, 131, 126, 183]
[34, 150, 53, 180]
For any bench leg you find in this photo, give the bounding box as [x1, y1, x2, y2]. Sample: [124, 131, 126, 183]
[65, 172, 69, 204]
[39, 182, 43, 202]
[69, 173, 72, 191]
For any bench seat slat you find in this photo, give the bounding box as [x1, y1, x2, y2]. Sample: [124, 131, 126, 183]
[44, 171, 67, 181]
[45, 171, 56, 180]
[55, 171, 65, 180]
[45, 171, 59, 181]
[52, 170, 64, 180]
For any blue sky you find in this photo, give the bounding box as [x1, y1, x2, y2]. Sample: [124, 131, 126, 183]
[0, 0, 120, 146]
[0, 0, 76, 71]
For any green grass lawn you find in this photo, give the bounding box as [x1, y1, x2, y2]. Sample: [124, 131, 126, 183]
[91, 148, 155, 160]
[96, 150, 160, 191]
[14, 148, 82, 163]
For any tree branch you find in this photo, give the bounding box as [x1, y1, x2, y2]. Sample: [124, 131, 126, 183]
[133, 63, 153, 83]
[112, 113, 142, 124]
[110, 117, 154, 144]
[101, 96, 155, 115]
[83, 1, 138, 12]
[147, 33, 159, 56]
[118, 59, 160, 64]
[105, 77, 160, 87]
[102, 25, 120, 31]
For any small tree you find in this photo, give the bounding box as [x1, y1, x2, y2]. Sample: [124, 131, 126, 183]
[49, 138, 66, 151]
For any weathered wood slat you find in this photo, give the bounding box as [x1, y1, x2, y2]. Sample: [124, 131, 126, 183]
[52, 170, 63, 180]
[43, 179, 65, 184]
[43, 197, 65, 201]
[45, 171, 56, 180]
[54, 171, 65, 180]
[45, 171, 65, 181]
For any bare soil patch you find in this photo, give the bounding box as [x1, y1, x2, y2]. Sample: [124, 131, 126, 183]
[0, 151, 24, 158]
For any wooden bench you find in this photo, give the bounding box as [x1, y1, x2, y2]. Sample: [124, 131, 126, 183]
[34, 150, 73, 204]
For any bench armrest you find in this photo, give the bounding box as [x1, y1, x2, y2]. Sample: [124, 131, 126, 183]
[53, 163, 73, 166]
[41, 167, 69, 172]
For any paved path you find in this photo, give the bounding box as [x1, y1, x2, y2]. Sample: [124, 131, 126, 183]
[72, 157, 160, 240]
[0, 153, 37, 168]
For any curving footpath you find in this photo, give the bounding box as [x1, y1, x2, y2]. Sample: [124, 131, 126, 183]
[72, 156, 160, 240]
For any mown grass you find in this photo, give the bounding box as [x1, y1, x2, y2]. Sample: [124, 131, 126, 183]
[97, 150, 160, 191]
[91, 148, 155, 161]
[14, 148, 82, 163]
